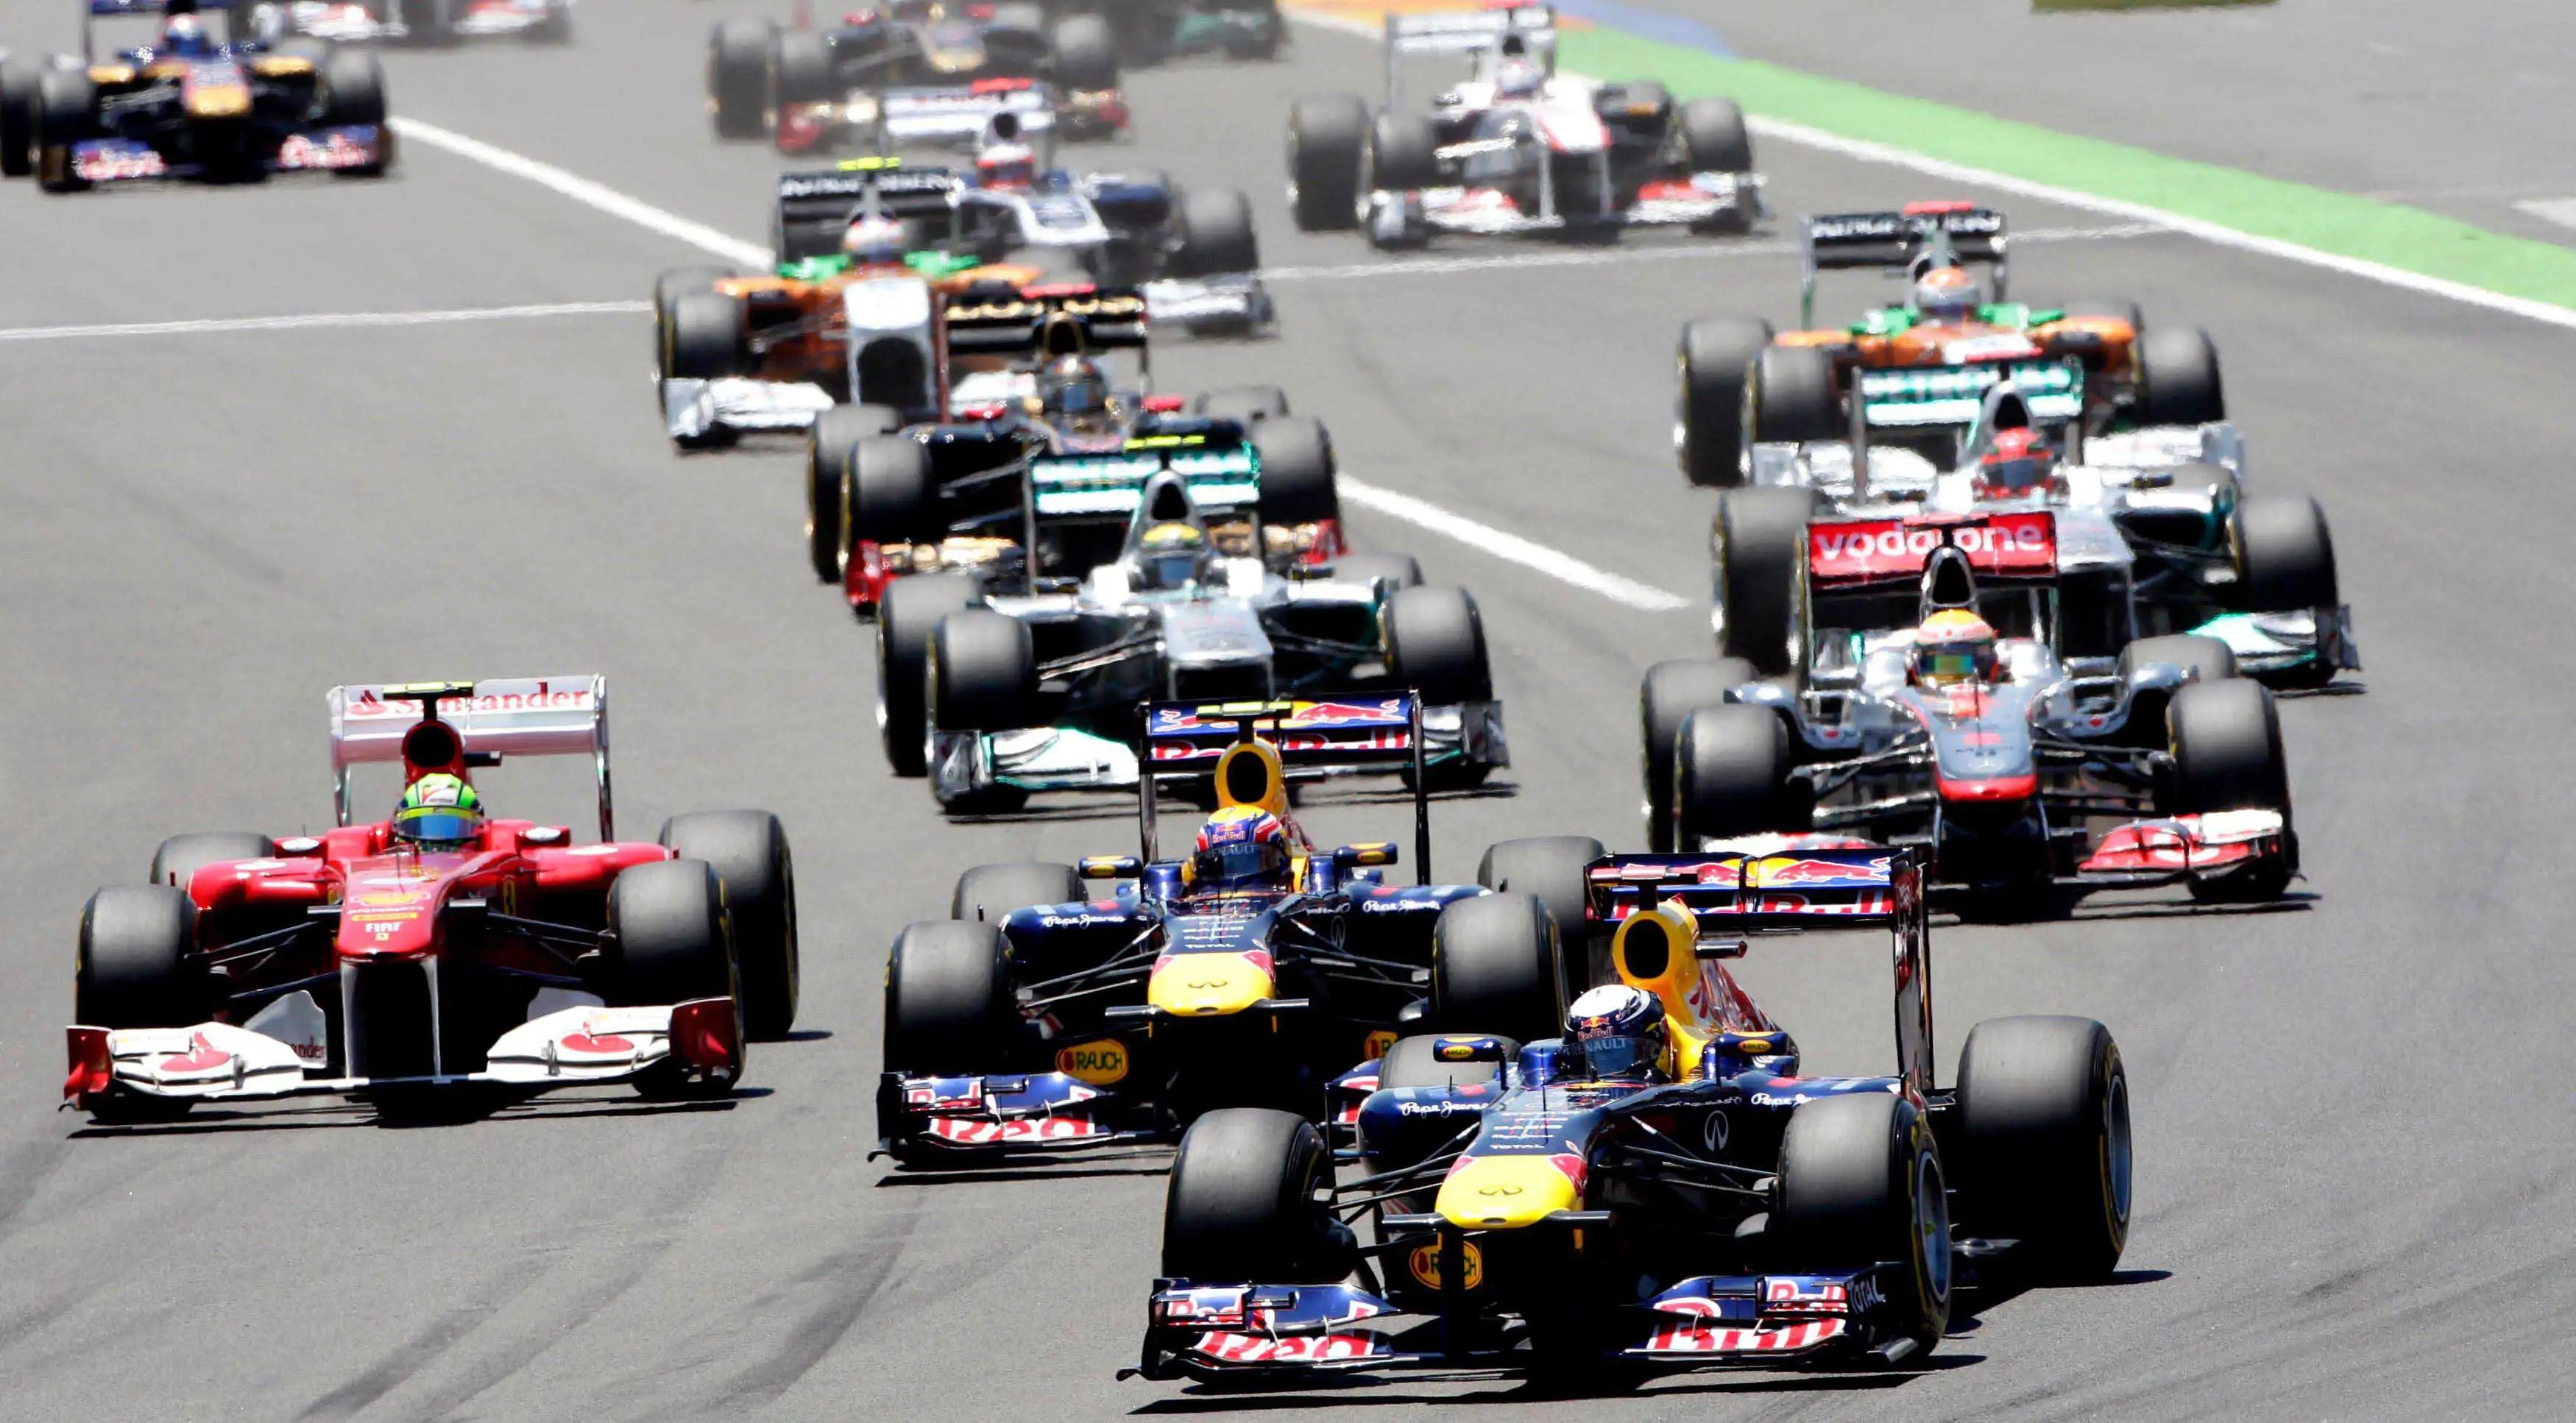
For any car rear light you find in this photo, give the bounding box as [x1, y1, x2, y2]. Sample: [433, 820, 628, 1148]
[64, 1027, 112, 1101]
[1141, 393, 1185, 413]
[670, 998, 740, 1074]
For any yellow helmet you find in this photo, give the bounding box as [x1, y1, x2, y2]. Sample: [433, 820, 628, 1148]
[1911, 609, 1999, 686]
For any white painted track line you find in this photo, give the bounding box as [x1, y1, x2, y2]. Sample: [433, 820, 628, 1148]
[390, 116, 774, 268]
[0, 301, 646, 344]
[1340, 477, 1692, 611]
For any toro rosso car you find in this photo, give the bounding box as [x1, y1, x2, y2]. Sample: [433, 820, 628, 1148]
[15, 1, 389, 194]
[1287, 5, 1761, 246]
[707, 4, 1123, 153]
[884, 464, 1505, 811]
[876, 706, 1564, 1163]
[239, 0, 573, 45]
[1130, 845, 2133, 1382]
[1643, 529, 2299, 907]
[64, 679, 802, 1123]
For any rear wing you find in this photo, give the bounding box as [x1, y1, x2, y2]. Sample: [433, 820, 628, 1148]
[1026, 425, 1259, 521]
[1383, 4, 1555, 100]
[1583, 845, 1936, 1093]
[1856, 356, 2081, 432]
[1807, 510, 2059, 589]
[878, 79, 1058, 146]
[943, 283, 1150, 358]
[1801, 202, 2009, 325]
[773, 161, 963, 264]
[1136, 695, 1432, 881]
[328, 676, 612, 840]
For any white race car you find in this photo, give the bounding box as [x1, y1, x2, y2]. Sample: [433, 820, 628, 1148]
[243, 0, 572, 45]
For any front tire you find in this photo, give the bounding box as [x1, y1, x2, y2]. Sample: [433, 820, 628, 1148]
[665, 291, 749, 381]
[1162, 1108, 1354, 1282]
[1384, 586, 1493, 705]
[657, 812, 799, 1040]
[1287, 94, 1367, 232]
[1773, 1092, 1950, 1363]
[609, 859, 743, 1096]
[883, 919, 1015, 1074]
[77, 886, 207, 1029]
[1954, 1015, 2131, 1282]
[929, 610, 1039, 735]
[2135, 326, 2225, 426]
[1250, 415, 1337, 527]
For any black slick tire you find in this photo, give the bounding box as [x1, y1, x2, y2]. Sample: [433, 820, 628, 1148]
[3, 57, 43, 179]
[929, 610, 1038, 735]
[1174, 188, 1259, 276]
[35, 68, 96, 194]
[1773, 1092, 1950, 1363]
[1050, 13, 1119, 93]
[707, 19, 774, 140]
[1678, 316, 1772, 488]
[1365, 108, 1438, 194]
[1954, 1015, 2131, 1283]
[1745, 345, 1841, 446]
[2135, 326, 2225, 426]
[883, 919, 1015, 1074]
[805, 405, 900, 582]
[1713, 486, 1816, 678]
[609, 859, 744, 1096]
[949, 862, 1080, 922]
[1162, 1108, 1353, 1282]
[1676, 94, 1752, 174]
[1476, 836, 1604, 996]
[1429, 891, 1561, 1041]
[77, 886, 206, 1028]
[657, 812, 799, 1040]
[1640, 657, 1757, 852]
[665, 291, 748, 380]
[1287, 94, 1366, 232]
[1674, 703, 1799, 847]
[1250, 415, 1337, 526]
[149, 831, 277, 891]
[1384, 586, 1491, 704]
[877, 573, 980, 777]
[2232, 494, 2338, 612]
[845, 430, 934, 575]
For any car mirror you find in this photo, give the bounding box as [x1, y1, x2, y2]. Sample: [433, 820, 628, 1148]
[1337, 842, 1398, 868]
[1080, 855, 1141, 880]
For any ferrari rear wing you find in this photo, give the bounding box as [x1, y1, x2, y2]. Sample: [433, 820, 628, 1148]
[773, 160, 963, 264]
[328, 676, 612, 840]
[1800, 202, 2008, 325]
[1583, 843, 1937, 1093]
[1136, 694, 1432, 881]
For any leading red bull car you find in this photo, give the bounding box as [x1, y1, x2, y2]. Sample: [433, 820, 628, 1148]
[64, 678, 801, 1122]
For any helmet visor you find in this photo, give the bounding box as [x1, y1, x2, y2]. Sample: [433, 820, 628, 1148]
[1579, 1032, 1657, 1078]
[1050, 380, 1108, 416]
[394, 809, 481, 848]
[1981, 455, 2047, 492]
[1916, 648, 1984, 684]
[1194, 840, 1284, 887]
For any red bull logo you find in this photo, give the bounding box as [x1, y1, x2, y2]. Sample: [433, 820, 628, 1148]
[1749, 856, 1892, 889]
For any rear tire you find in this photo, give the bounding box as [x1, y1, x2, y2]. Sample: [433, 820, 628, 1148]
[318, 48, 388, 129]
[846, 431, 935, 575]
[77, 886, 206, 1028]
[2135, 326, 2225, 426]
[1250, 415, 1337, 526]
[1641, 658, 1757, 852]
[770, 29, 834, 107]
[1745, 345, 1841, 446]
[1677, 316, 1772, 488]
[149, 831, 277, 892]
[883, 920, 1016, 1074]
[1162, 1108, 1353, 1282]
[1174, 188, 1259, 276]
[665, 291, 748, 381]
[657, 812, 799, 1040]
[1050, 13, 1119, 93]
[1384, 586, 1492, 704]
[707, 18, 774, 140]
[1713, 486, 1816, 678]
[806, 405, 900, 583]
[878, 573, 980, 776]
[1476, 837, 1604, 996]
[1674, 703, 1799, 847]
[1287, 94, 1367, 232]
[1954, 1015, 2130, 1282]
[1429, 892, 1561, 1042]
[1773, 1093, 1950, 1363]
[35, 68, 97, 194]
[950, 862, 1080, 923]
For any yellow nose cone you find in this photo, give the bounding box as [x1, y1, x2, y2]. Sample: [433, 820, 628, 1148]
[187, 84, 251, 119]
[1147, 954, 1272, 1017]
[1435, 1154, 1579, 1229]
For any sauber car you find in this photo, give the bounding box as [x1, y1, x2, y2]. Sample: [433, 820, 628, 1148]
[63, 679, 802, 1122]
[875, 704, 1560, 1163]
[1643, 532, 2300, 906]
[1287, 4, 1761, 246]
[18, 1, 389, 194]
[707, 4, 1122, 152]
[1128, 845, 2132, 1381]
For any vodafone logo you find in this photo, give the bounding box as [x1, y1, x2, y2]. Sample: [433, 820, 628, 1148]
[1808, 514, 2057, 581]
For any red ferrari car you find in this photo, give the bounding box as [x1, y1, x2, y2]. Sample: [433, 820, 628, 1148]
[64, 677, 799, 1121]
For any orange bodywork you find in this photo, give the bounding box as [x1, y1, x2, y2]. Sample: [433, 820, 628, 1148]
[1775, 316, 2137, 374]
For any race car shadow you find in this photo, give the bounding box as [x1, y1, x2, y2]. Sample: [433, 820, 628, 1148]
[1131, 1357, 1975, 1413]
[66, 1087, 767, 1138]
[877, 1149, 1173, 1186]
[2056, 890, 2319, 925]
[2275, 681, 2367, 700]
[1939, 887, 2318, 928]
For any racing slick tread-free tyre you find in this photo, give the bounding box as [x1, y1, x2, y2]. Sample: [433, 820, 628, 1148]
[950, 862, 1080, 923]
[77, 886, 208, 1029]
[1675, 703, 1802, 848]
[1287, 94, 1367, 232]
[2136, 325, 2226, 426]
[612, 859, 745, 1097]
[878, 573, 980, 777]
[1477, 836, 1606, 996]
[1249, 414, 1337, 527]
[400, 0, 456, 43]
[149, 832, 278, 893]
[884, 919, 1016, 1074]
[930, 610, 1039, 735]
[654, 267, 734, 371]
[1677, 94, 1753, 174]
[2233, 494, 2339, 612]
[768, 29, 833, 111]
[845, 430, 935, 572]
[658, 812, 800, 1040]
[1774, 1091, 1951, 1363]
[1162, 1108, 1355, 1282]
[1332, 551, 1422, 592]
[1384, 585, 1493, 705]
[804, 406, 900, 582]
[1194, 386, 1289, 427]
[1642, 657, 1758, 853]
[665, 291, 749, 382]
[1745, 344, 1842, 447]
[707, 19, 774, 140]
[1365, 109, 1439, 197]
[1173, 188, 1260, 277]
[1955, 1015, 2131, 1283]
[35, 68, 96, 194]
[1, 57, 38, 180]
[1430, 891, 1563, 1042]
[1714, 485, 1817, 678]
[2165, 677, 2289, 814]
[1679, 316, 1774, 488]
[319, 48, 389, 131]
[1049, 13, 1119, 93]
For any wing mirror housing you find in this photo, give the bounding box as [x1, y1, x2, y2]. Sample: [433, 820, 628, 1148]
[1336, 842, 1399, 868]
[1080, 855, 1142, 880]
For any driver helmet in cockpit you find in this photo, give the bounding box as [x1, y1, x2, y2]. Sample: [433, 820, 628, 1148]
[162, 13, 216, 57]
[393, 773, 486, 854]
[1186, 805, 1294, 893]
[1565, 984, 1669, 1082]
[1909, 608, 2001, 688]
[1038, 353, 1117, 433]
[1133, 520, 1213, 592]
[841, 213, 910, 269]
[1910, 263, 1984, 324]
[1975, 426, 2058, 500]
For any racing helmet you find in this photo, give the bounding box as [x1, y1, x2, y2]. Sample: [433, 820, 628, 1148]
[394, 773, 486, 853]
[162, 13, 214, 57]
[1494, 56, 1544, 99]
[1911, 608, 2000, 687]
[1188, 805, 1292, 892]
[976, 141, 1037, 191]
[1566, 984, 1669, 1082]
[1911, 264, 1983, 322]
[841, 213, 910, 268]
[1134, 520, 1211, 591]
[1038, 353, 1112, 422]
[1975, 426, 2057, 498]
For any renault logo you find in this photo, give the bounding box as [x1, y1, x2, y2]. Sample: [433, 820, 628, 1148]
[1476, 1184, 1523, 1197]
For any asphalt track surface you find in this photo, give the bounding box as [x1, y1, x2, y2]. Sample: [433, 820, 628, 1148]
[1616, 0, 2576, 248]
[0, 5, 2570, 1419]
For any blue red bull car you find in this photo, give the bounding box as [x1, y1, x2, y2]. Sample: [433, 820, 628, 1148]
[1128, 844, 2132, 1383]
[874, 697, 1563, 1164]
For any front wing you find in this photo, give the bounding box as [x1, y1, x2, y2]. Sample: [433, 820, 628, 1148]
[59, 126, 389, 188]
[1363, 171, 1764, 244]
[662, 376, 838, 444]
[874, 1069, 1164, 1161]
